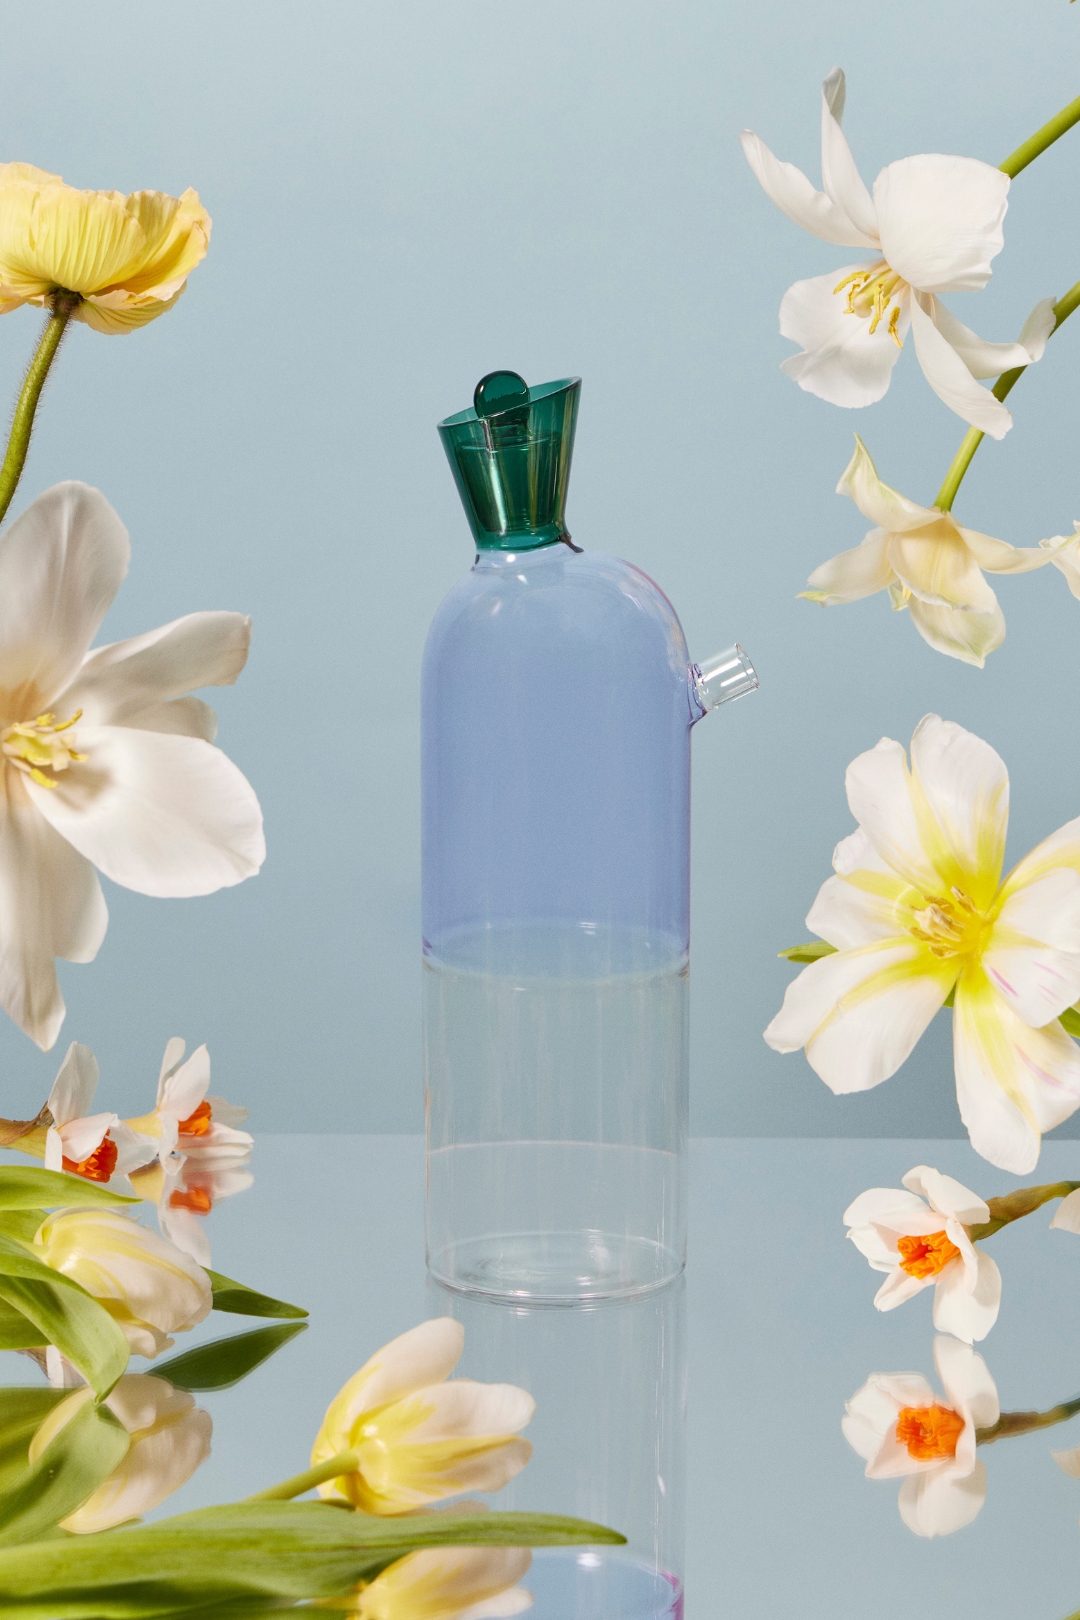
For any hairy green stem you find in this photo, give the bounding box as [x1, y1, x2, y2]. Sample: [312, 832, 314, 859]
[977, 1391, 1080, 1446]
[0, 294, 80, 530]
[967, 1180, 1080, 1242]
[243, 1447, 358, 1502]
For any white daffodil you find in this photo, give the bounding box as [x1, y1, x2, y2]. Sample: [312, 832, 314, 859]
[127, 1038, 252, 1162]
[0, 481, 264, 1052]
[844, 1166, 1000, 1343]
[842, 1336, 998, 1537]
[312, 1318, 535, 1516]
[30, 1208, 212, 1357]
[765, 715, 1080, 1174]
[804, 437, 1056, 666]
[349, 1547, 533, 1619]
[27, 1374, 211, 1533]
[741, 69, 1054, 436]
[36, 1041, 158, 1195]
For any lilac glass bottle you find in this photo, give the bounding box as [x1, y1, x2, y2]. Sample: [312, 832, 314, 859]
[423, 372, 756, 1302]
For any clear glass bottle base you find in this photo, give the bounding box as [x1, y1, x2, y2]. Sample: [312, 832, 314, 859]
[525, 1551, 683, 1618]
[428, 1229, 683, 1302]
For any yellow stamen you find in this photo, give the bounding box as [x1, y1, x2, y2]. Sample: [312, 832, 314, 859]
[887, 306, 903, 348]
[1, 709, 86, 787]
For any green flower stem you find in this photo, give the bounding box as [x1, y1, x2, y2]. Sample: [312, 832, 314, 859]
[976, 1392, 1080, 1446]
[933, 277, 1080, 512]
[0, 293, 80, 532]
[243, 1447, 359, 1503]
[999, 92, 1080, 179]
[967, 1179, 1080, 1243]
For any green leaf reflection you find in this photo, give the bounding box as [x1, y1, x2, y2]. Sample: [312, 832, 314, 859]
[154, 1322, 308, 1391]
[0, 1391, 128, 1548]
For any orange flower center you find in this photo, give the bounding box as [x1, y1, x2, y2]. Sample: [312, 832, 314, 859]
[62, 1134, 118, 1183]
[169, 1186, 213, 1214]
[895, 1404, 965, 1461]
[178, 1100, 212, 1136]
[897, 1229, 961, 1279]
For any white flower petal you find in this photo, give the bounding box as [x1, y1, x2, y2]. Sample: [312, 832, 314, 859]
[402, 1380, 536, 1445]
[62, 1378, 212, 1533]
[27, 726, 264, 899]
[37, 1210, 212, 1340]
[805, 873, 904, 949]
[779, 266, 907, 407]
[158, 1202, 212, 1267]
[836, 436, 940, 534]
[843, 1187, 927, 1227]
[1053, 1444, 1080, 1478]
[766, 940, 912, 1054]
[909, 292, 1015, 438]
[0, 484, 129, 705]
[0, 774, 107, 1050]
[842, 1372, 934, 1466]
[847, 1227, 897, 1270]
[929, 294, 1055, 380]
[984, 872, 1080, 1026]
[805, 957, 953, 1094]
[1050, 1187, 1080, 1233]
[819, 69, 878, 241]
[60, 612, 251, 729]
[935, 1335, 999, 1431]
[804, 531, 895, 604]
[907, 596, 1005, 667]
[56, 1112, 116, 1166]
[334, 1318, 465, 1425]
[888, 529, 998, 613]
[908, 714, 1009, 890]
[898, 1461, 987, 1537]
[159, 1046, 211, 1121]
[901, 1166, 988, 1225]
[109, 1121, 159, 1179]
[108, 695, 219, 743]
[874, 154, 1008, 293]
[1045, 531, 1080, 600]
[157, 1038, 187, 1096]
[844, 734, 941, 891]
[932, 1250, 1001, 1344]
[47, 1041, 99, 1127]
[873, 1266, 931, 1310]
[739, 132, 876, 248]
[1002, 813, 1080, 898]
[958, 523, 1054, 577]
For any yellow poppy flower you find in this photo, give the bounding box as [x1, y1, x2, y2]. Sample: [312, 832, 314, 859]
[0, 163, 210, 333]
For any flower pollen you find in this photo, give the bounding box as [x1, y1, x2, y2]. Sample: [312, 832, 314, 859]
[178, 1100, 212, 1137]
[897, 1229, 961, 1279]
[833, 259, 907, 348]
[909, 888, 992, 963]
[63, 1134, 118, 1183]
[895, 1403, 965, 1461]
[1, 709, 86, 789]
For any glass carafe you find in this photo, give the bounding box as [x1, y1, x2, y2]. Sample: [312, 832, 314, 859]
[423, 371, 755, 1302]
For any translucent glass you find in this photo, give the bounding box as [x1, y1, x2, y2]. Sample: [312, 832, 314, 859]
[422, 543, 695, 1301]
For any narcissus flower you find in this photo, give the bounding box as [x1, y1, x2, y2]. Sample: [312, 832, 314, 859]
[765, 715, 1080, 1173]
[30, 1208, 212, 1358]
[158, 1154, 253, 1267]
[803, 437, 1056, 666]
[844, 1166, 1000, 1343]
[349, 1546, 533, 1620]
[41, 1041, 156, 1195]
[741, 69, 1054, 436]
[312, 1318, 535, 1515]
[0, 164, 210, 334]
[0, 482, 264, 1051]
[27, 1374, 211, 1533]
[127, 1037, 252, 1162]
[842, 1336, 998, 1537]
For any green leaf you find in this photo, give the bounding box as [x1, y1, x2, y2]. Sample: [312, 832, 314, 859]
[0, 1276, 129, 1400]
[206, 1271, 308, 1320]
[943, 986, 955, 1009]
[0, 1168, 139, 1212]
[0, 1297, 47, 1351]
[154, 1322, 308, 1392]
[1061, 1004, 1080, 1037]
[0, 1391, 68, 1493]
[0, 1389, 129, 1549]
[0, 1211, 48, 1246]
[0, 1501, 624, 1615]
[778, 941, 837, 963]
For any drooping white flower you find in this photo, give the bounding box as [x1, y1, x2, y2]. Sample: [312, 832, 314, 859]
[312, 1318, 535, 1516]
[0, 481, 264, 1051]
[127, 1037, 252, 1162]
[804, 437, 1057, 666]
[30, 1207, 212, 1358]
[842, 1336, 998, 1537]
[844, 1166, 1000, 1343]
[740, 69, 1055, 436]
[40, 1041, 157, 1195]
[765, 715, 1080, 1174]
[27, 1374, 212, 1533]
[1040, 521, 1080, 598]
[350, 1546, 534, 1619]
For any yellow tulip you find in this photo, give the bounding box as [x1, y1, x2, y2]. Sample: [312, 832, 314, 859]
[0, 163, 210, 334]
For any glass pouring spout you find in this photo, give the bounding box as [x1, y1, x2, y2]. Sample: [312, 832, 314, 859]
[690, 645, 758, 719]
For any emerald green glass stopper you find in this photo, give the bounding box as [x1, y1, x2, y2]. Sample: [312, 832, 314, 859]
[437, 371, 581, 550]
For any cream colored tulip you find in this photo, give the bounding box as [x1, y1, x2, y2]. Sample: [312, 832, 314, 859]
[350, 1547, 533, 1619]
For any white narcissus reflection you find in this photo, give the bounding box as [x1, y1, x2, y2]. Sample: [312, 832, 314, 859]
[844, 1166, 1000, 1343]
[740, 69, 1054, 436]
[765, 715, 1080, 1174]
[30, 1208, 212, 1357]
[312, 1319, 535, 1516]
[40, 1040, 157, 1194]
[843, 1336, 999, 1537]
[804, 437, 1058, 666]
[0, 481, 264, 1051]
[27, 1374, 211, 1533]
[349, 1547, 534, 1620]
[158, 1154, 253, 1267]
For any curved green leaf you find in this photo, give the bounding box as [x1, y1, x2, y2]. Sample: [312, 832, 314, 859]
[206, 1271, 307, 1320]
[0, 1390, 129, 1548]
[778, 941, 836, 964]
[0, 1276, 129, 1399]
[0, 1501, 625, 1615]
[0, 1391, 68, 1492]
[0, 1168, 139, 1212]
[154, 1322, 307, 1392]
[0, 1297, 47, 1352]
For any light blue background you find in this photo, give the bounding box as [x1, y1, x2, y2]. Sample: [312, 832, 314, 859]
[0, 0, 1077, 1138]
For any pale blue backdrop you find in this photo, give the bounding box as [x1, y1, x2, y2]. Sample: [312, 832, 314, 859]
[0, 0, 1076, 1138]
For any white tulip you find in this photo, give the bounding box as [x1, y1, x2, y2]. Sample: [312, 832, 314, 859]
[844, 1167, 1001, 1343]
[351, 1546, 533, 1619]
[0, 481, 264, 1050]
[741, 69, 1054, 436]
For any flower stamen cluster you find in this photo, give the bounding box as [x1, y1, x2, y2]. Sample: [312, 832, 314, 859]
[1, 708, 86, 788]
